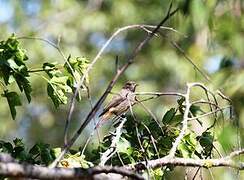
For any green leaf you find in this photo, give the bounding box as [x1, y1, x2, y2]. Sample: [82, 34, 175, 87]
[64, 56, 89, 101]
[0, 35, 32, 107]
[47, 76, 72, 108]
[162, 108, 176, 124]
[146, 119, 164, 139]
[219, 56, 234, 69]
[171, 114, 183, 126]
[2, 91, 22, 119]
[12, 138, 28, 161]
[190, 105, 202, 116]
[42, 62, 59, 78]
[178, 143, 190, 158]
[64, 56, 89, 76]
[177, 97, 185, 114]
[117, 137, 131, 154]
[61, 153, 93, 168]
[150, 167, 164, 180]
[178, 132, 199, 158]
[40, 145, 53, 165]
[29, 143, 55, 165]
[177, 97, 185, 106]
[0, 142, 13, 153]
[13, 138, 25, 147]
[197, 132, 214, 157]
[14, 74, 32, 102]
[29, 144, 40, 156]
[51, 148, 61, 158]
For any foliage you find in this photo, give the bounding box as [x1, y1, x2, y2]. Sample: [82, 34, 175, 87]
[86, 99, 219, 178]
[0, 138, 56, 165]
[0, 36, 89, 118]
[0, 35, 30, 119]
[0, 0, 243, 179]
[59, 153, 94, 168]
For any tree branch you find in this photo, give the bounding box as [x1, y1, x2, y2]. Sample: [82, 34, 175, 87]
[100, 117, 127, 166]
[130, 149, 244, 171]
[167, 83, 191, 158]
[0, 162, 144, 180]
[0, 149, 243, 179]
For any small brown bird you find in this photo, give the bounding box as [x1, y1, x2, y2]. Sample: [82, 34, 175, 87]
[97, 81, 138, 128]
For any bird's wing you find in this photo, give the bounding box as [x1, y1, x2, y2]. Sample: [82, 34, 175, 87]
[99, 94, 126, 117]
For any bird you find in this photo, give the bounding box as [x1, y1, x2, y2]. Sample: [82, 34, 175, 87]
[96, 81, 138, 128]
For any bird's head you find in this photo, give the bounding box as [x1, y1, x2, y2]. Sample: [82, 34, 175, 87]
[123, 81, 138, 92]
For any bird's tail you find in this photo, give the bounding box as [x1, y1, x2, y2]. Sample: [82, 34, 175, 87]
[95, 111, 112, 129]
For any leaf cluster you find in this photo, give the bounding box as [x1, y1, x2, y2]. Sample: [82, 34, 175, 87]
[0, 35, 31, 119]
[88, 98, 215, 178]
[0, 138, 57, 165]
[0, 35, 89, 119]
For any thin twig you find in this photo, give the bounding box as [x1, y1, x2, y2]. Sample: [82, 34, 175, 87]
[137, 100, 164, 134]
[135, 91, 185, 104]
[135, 91, 185, 97]
[191, 100, 221, 109]
[159, 35, 211, 82]
[141, 122, 160, 159]
[188, 106, 231, 120]
[128, 95, 151, 179]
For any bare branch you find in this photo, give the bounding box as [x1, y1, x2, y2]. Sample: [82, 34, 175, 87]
[130, 149, 244, 171]
[0, 162, 144, 180]
[227, 149, 244, 159]
[0, 153, 16, 163]
[135, 91, 184, 97]
[167, 83, 191, 157]
[188, 106, 231, 120]
[0, 149, 243, 179]
[158, 35, 211, 82]
[191, 100, 221, 109]
[141, 121, 161, 159]
[135, 91, 185, 103]
[100, 117, 127, 166]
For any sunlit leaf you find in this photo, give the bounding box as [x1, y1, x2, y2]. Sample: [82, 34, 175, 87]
[47, 76, 72, 108]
